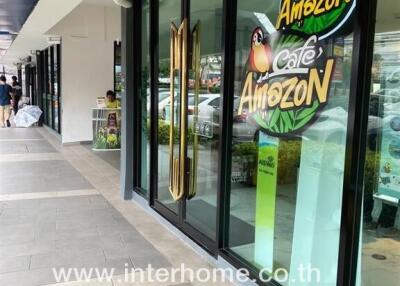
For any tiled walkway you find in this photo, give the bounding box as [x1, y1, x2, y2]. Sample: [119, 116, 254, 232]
[0, 127, 233, 286]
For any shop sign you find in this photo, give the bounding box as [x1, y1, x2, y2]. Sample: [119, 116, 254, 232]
[238, 0, 356, 137]
[276, 0, 355, 39]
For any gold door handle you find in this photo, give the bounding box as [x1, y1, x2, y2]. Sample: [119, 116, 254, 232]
[168, 20, 188, 202]
[169, 22, 180, 201]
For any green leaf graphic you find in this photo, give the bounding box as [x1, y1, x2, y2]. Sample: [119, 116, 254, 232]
[290, 3, 350, 35]
[269, 108, 281, 128]
[294, 113, 315, 130]
[295, 101, 319, 121]
[281, 111, 293, 131]
[253, 114, 269, 130]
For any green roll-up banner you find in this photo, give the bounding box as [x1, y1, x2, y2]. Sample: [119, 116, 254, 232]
[255, 132, 279, 270]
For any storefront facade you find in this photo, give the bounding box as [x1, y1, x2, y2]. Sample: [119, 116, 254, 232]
[121, 1, 399, 285]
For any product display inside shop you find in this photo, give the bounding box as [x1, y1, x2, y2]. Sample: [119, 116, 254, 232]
[93, 91, 121, 150]
[92, 108, 121, 150]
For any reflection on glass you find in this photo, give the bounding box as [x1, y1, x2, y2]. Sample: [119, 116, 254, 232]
[140, 0, 150, 193]
[53, 45, 59, 132]
[47, 48, 53, 127]
[359, 1, 400, 285]
[157, 0, 181, 213]
[185, 0, 223, 239]
[228, 1, 354, 284]
[41, 51, 47, 125]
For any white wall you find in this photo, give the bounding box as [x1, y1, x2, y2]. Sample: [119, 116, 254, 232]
[48, 3, 121, 143]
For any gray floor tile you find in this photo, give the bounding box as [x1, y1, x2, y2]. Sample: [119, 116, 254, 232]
[87, 147, 121, 170]
[30, 248, 106, 270]
[0, 128, 43, 140]
[0, 268, 57, 286]
[36, 228, 100, 241]
[0, 231, 35, 246]
[0, 255, 30, 274]
[103, 241, 162, 260]
[55, 218, 98, 231]
[0, 240, 55, 258]
[0, 224, 36, 237]
[120, 229, 146, 244]
[55, 236, 101, 250]
[131, 254, 172, 269]
[103, 257, 133, 276]
[1, 199, 41, 209]
[0, 131, 173, 284]
[0, 140, 56, 154]
[0, 160, 93, 194]
[96, 221, 135, 235]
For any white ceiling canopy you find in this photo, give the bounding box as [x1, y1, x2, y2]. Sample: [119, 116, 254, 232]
[1, 0, 83, 66]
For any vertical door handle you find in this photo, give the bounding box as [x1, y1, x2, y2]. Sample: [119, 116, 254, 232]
[168, 22, 180, 201]
[168, 20, 188, 202]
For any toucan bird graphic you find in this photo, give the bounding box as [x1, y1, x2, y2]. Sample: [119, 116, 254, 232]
[248, 27, 272, 82]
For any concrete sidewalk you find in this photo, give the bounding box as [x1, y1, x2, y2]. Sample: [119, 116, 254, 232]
[0, 127, 233, 286]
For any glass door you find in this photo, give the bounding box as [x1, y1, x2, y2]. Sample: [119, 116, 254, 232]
[153, 0, 223, 252]
[47, 47, 53, 129]
[53, 45, 60, 133]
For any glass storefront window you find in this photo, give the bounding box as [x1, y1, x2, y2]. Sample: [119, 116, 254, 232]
[41, 51, 47, 125]
[359, 1, 400, 285]
[184, 0, 223, 240]
[141, 0, 150, 193]
[228, 0, 356, 284]
[53, 45, 59, 133]
[156, 0, 181, 213]
[47, 47, 53, 128]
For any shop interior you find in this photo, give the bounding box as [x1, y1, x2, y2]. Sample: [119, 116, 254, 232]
[360, 0, 400, 285]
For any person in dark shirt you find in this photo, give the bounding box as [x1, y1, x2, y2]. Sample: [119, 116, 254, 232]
[11, 76, 22, 115]
[0, 75, 13, 127]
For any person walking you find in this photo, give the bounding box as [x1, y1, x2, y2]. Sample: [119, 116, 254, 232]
[11, 76, 22, 115]
[0, 75, 13, 128]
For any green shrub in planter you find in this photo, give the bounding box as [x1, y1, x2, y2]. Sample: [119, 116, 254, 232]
[157, 120, 194, 145]
[232, 140, 302, 186]
[232, 142, 258, 156]
[158, 121, 173, 145]
[363, 150, 380, 221]
[277, 140, 301, 185]
[232, 142, 258, 185]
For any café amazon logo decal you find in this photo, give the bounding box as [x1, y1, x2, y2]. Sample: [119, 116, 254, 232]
[238, 0, 355, 136]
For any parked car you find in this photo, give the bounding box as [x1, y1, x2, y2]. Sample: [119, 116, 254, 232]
[388, 69, 400, 84]
[146, 89, 174, 119]
[211, 97, 259, 143]
[188, 94, 221, 126]
[162, 94, 220, 125]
